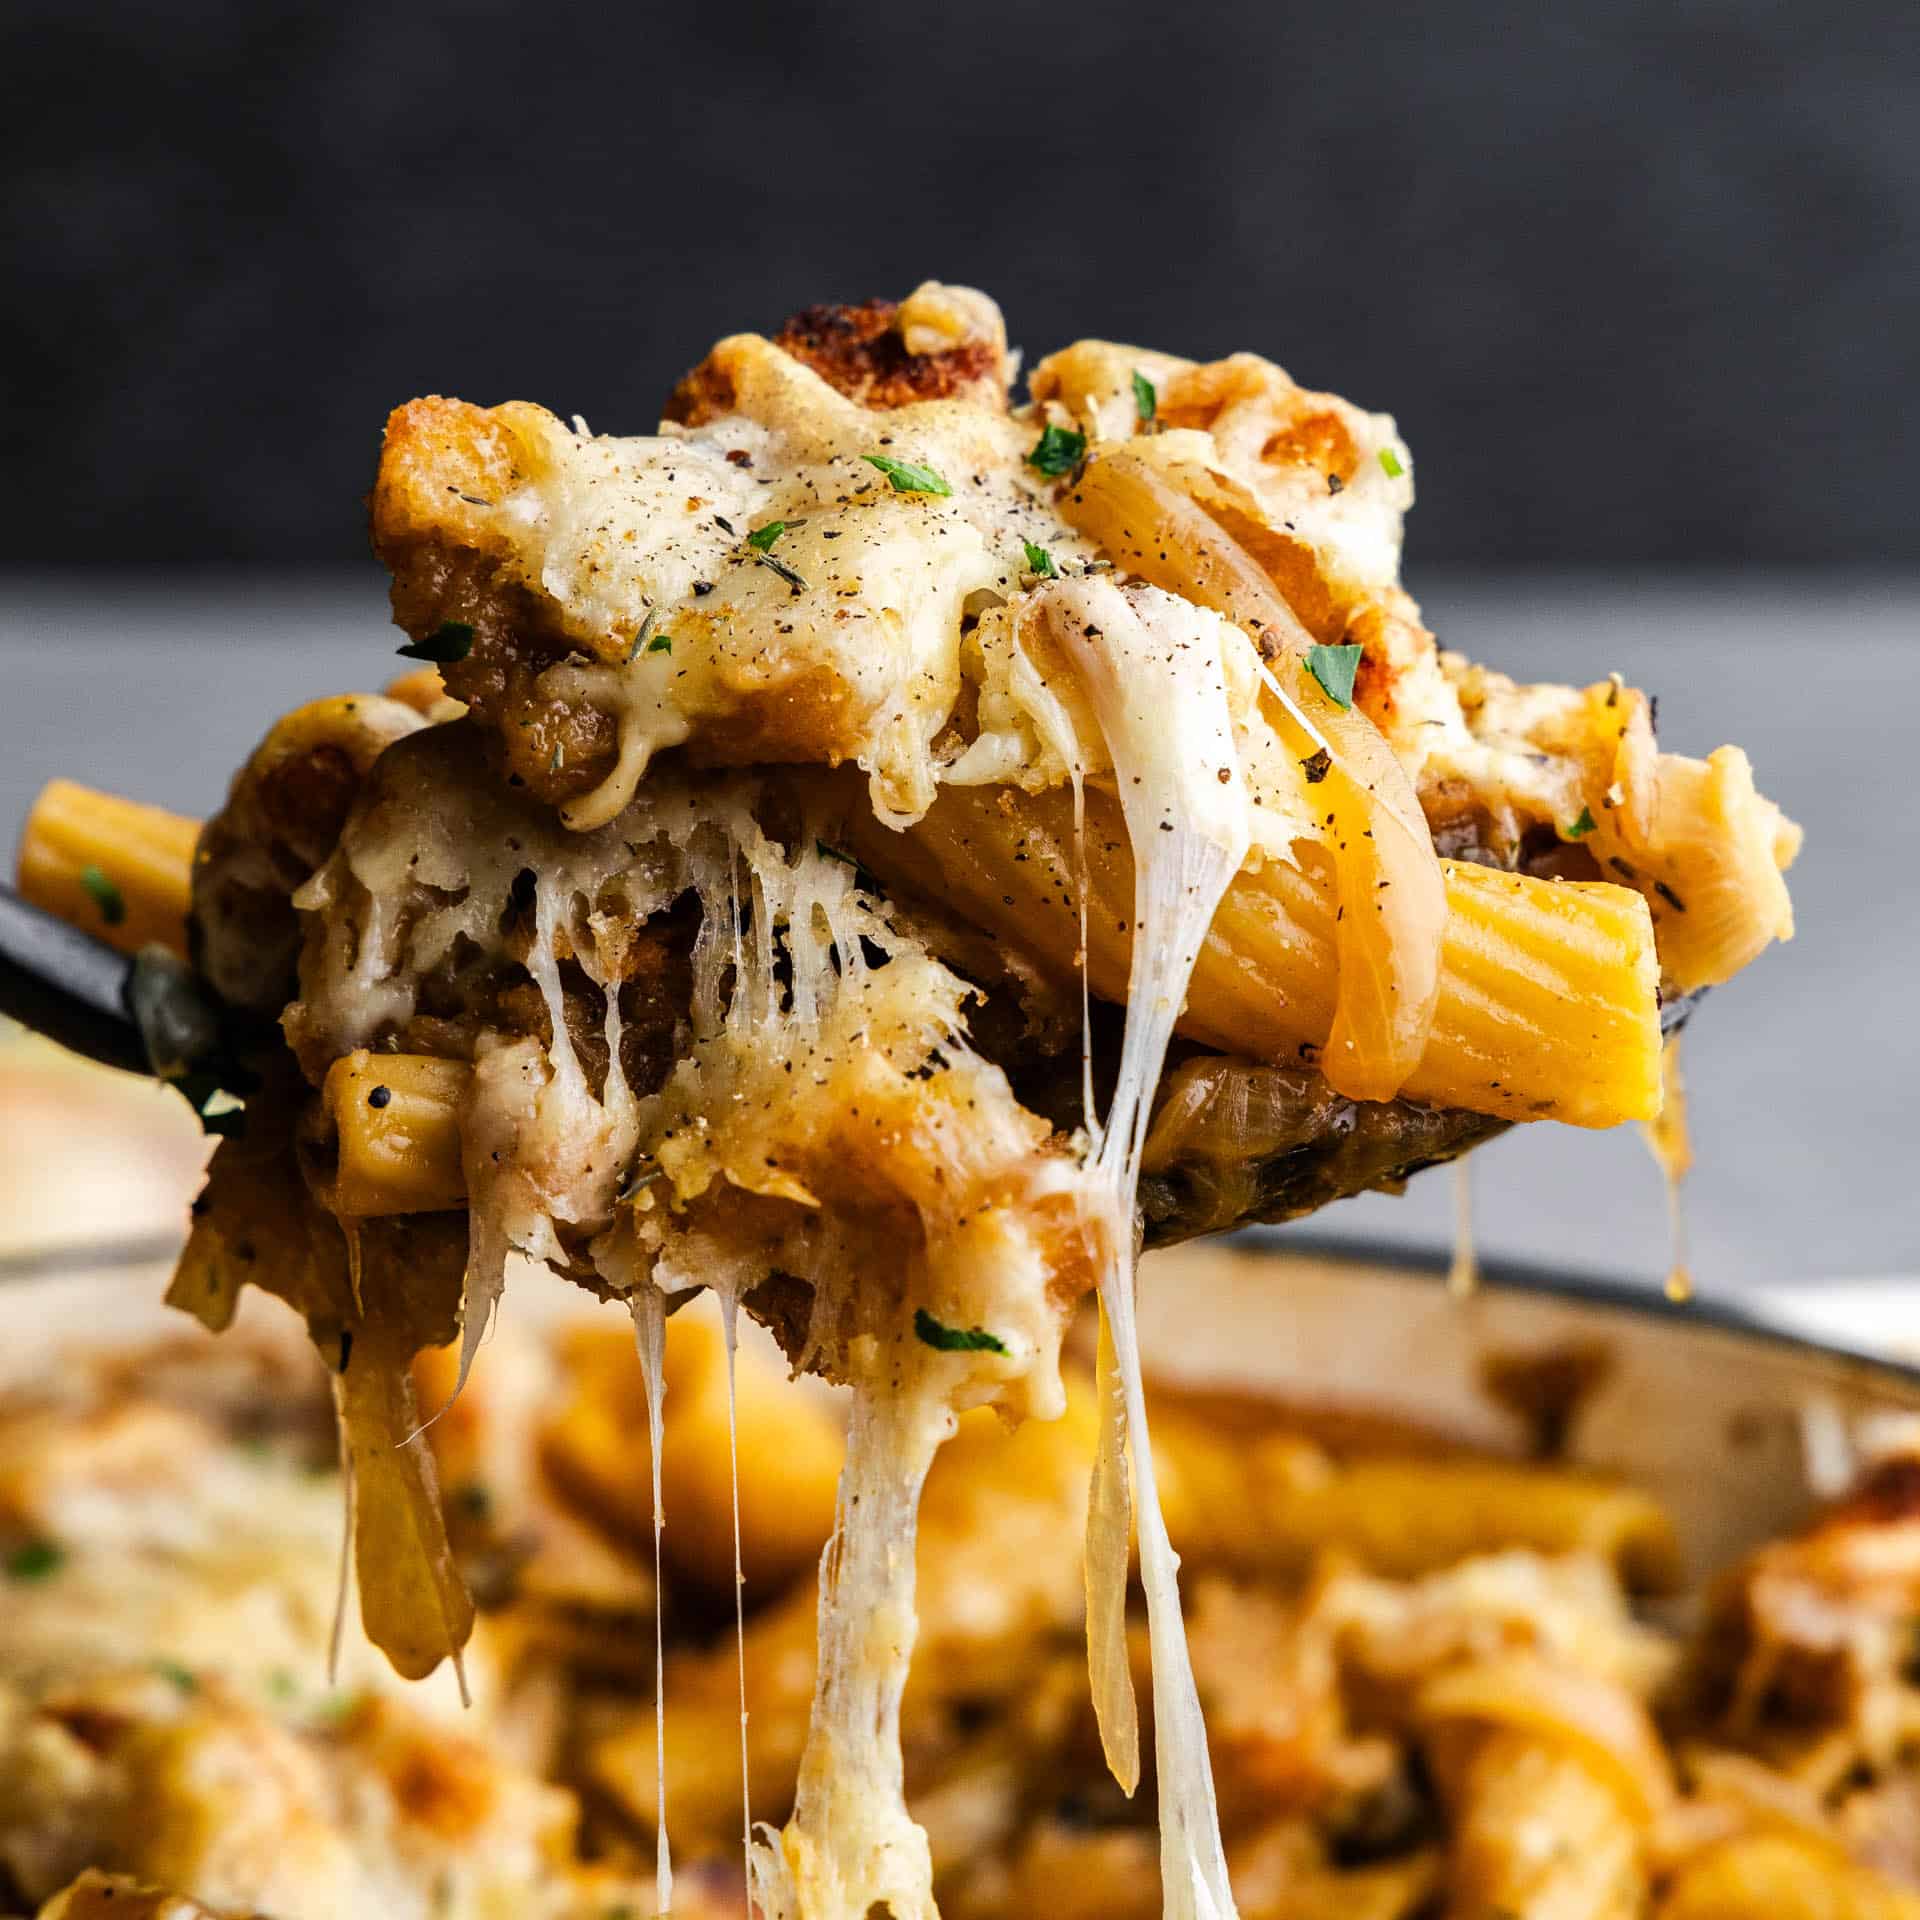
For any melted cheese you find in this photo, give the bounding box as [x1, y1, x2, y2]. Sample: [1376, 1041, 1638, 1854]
[628, 1284, 673, 1916]
[752, 1367, 950, 1920]
[454, 359, 1104, 834]
[279, 288, 1807, 1920]
[1049, 576, 1250, 1920]
[289, 720, 1095, 1920]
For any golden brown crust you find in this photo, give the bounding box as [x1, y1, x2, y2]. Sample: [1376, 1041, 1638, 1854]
[1347, 586, 1436, 738]
[666, 293, 1009, 425]
[372, 399, 604, 801]
[190, 695, 425, 1013]
[369, 397, 532, 568]
[660, 345, 740, 429]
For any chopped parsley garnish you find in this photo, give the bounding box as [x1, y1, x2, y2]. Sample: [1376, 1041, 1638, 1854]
[863, 453, 951, 496]
[267, 1667, 299, 1701]
[1022, 539, 1058, 578]
[1378, 447, 1405, 480]
[1026, 423, 1087, 477]
[747, 520, 788, 551]
[913, 1308, 1008, 1355]
[78, 864, 125, 927]
[1300, 747, 1332, 784]
[646, 629, 672, 654]
[5, 1540, 64, 1582]
[1132, 370, 1157, 424]
[152, 1658, 198, 1694]
[1305, 642, 1364, 710]
[395, 620, 474, 665]
[1564, 806, 1597, 840]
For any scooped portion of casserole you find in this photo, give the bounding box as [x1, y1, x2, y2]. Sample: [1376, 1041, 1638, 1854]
[17, 284, 1797, 1920]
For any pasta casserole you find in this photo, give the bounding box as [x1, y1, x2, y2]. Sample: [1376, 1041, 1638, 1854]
[7, 1259, 1920, 1920]
[11, 283, 1800, 1920]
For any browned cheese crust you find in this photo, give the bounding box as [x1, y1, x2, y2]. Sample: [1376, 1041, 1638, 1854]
[667, 293, 1012, 424]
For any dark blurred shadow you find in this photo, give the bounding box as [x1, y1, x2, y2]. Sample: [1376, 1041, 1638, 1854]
[3, 0, 1916, 570]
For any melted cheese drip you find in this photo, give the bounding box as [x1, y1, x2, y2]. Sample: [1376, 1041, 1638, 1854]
[1084, 1304, 1139, 1791]
[628, 1284, 673, 1917]
[1050, 576, 1249, 1920]
[1449, 1159, 1479, 1297]
[1642, 1033, 1694, 1301]
[753, 1360, 950, 1920]
[506, 390, 1085, 835]
[295, 727, 1089, 1920]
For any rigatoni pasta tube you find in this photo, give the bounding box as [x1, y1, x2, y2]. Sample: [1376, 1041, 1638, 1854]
[316, 1049, 470, 1217]
[1430, 1723, 1648, 1920]
[16, 777, 198, 959]
[848, 781, 1663, 1129]
[1657, 1832, 1920, 1920]
[1151, 1411, 1681, 1590]
[1419, 1656, 1670, 1920]
[1589, 746, 1797, 997]
[539, 1317, 843, 1594]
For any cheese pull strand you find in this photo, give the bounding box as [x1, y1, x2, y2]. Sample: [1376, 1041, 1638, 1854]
[754, 1370, 948, 1920]
[1058, 448, 1445, 1100]
[1052, 577, 1248, 1920]
[628, 1286, 673, 1920]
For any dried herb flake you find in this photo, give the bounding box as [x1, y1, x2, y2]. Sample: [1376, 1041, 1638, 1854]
[78, 864, 125, 927]
[5, 1540, 64, 1582]
[395, 620, 474, 665]
[152, 1659, 198, 1694]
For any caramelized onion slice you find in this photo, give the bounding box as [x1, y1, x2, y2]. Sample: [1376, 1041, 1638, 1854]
[169, 1081, 476, 1684]
[1057, 448, 1444, 1100]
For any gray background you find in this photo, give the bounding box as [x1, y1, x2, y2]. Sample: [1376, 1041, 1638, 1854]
[3, 573, 1911, 1294]
[1, 1, 1915, 1289]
